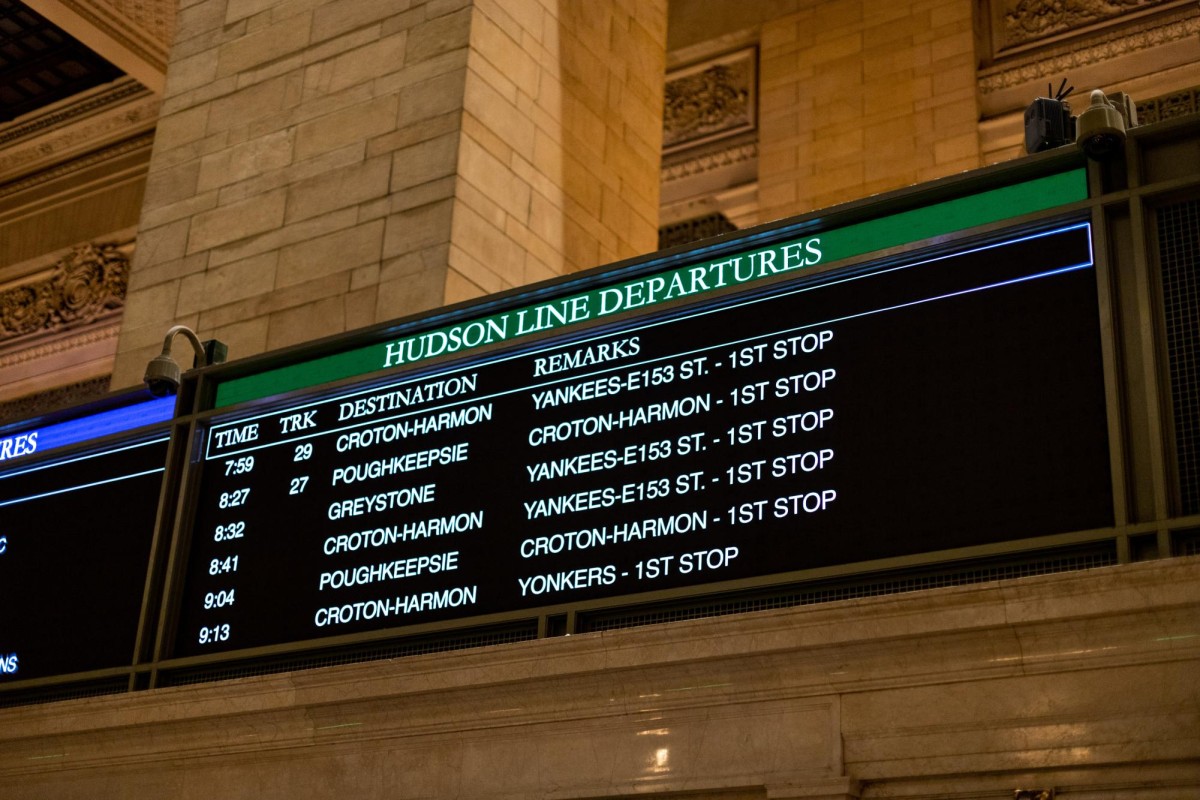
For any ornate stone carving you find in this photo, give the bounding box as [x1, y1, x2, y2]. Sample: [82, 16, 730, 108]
[1003, 0, 1164, 46]
[978, 12, 1200, 94]
[0, 243, 128, 342]
[663, 48, 757, 151]
[1137, 86, 1199, 123]
[54, 244, 129, 323]
[0, 284, 52, 337]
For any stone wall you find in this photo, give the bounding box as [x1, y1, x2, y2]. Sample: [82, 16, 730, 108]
[110, 0, 666, 388]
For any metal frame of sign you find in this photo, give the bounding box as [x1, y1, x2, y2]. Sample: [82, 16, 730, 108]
[141, 150, 1120, 682]
[13, 119, 1200, 699]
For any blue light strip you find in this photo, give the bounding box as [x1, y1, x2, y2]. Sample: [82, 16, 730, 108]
[0, 437, 169, 481]
[0, 395, 174, 465]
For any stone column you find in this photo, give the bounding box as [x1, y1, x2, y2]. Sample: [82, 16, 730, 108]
[111, 0, 666, 388]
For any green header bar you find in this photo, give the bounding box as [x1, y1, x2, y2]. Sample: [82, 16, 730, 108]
[215, 168, 1087, 407]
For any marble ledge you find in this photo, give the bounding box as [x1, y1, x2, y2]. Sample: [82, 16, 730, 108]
[0, 557, 1197, 744]
[860, 762, 1200, 798]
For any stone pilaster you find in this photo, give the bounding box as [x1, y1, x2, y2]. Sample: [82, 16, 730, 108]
[111, 0, 666, 388]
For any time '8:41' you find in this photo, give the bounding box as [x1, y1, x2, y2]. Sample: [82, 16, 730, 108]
[209, 554, 239, 575]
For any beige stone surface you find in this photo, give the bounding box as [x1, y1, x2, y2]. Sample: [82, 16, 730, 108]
[185, 187, 287, 252]
[276, 220, 384, 288]
[293, 95, 397, 161]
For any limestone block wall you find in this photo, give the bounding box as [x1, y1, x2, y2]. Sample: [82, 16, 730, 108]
[111, 0, 666, 389]
[757, 0, 980, 219]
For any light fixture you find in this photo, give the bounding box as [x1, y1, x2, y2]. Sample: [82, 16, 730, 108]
[143, 325, 227, 396]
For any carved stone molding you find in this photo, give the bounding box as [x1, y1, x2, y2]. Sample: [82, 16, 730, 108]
[978, 11, 1200, 95]
[663, 140, 759, 183]
[53, 0, 174, 74]
[0, 131, 154, 200]
[664, 47, 757, 153]
[0, 78, 158, 185]
[660, 47, 759, 228]
[0, 78, 146, 147]
[0, 243, 129, 343]
[0, 321, 120, 366]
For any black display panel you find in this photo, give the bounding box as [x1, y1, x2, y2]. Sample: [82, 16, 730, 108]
[174, 224, 1112, 657]
[0, 428, 169, 681]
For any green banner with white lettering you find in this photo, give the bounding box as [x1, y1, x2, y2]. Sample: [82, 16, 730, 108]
[214, 168, 1087, 407]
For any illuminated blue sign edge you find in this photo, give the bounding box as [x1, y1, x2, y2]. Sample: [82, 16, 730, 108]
[0, 396, 175, 466]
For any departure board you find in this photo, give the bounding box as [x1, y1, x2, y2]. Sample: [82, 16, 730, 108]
[174, 223, 1112, 657]
[0, 397, 173, 682]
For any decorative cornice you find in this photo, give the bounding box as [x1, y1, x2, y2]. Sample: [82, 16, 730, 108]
[0, 132, 155, 199]
[662, 141, 759, 183]
[0, 323, 121, 367]
[0, 83, 158, 184]
[0, 243, 129, 343]
[0, 321, 120, 367]
[0, 79, 148, 147]
[58, 0, 172, 73]
[979, 12, 1200, 93]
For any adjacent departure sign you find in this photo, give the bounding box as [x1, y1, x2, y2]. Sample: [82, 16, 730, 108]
[0, 397, 173, 681]
[174, 223, 1112, 657]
